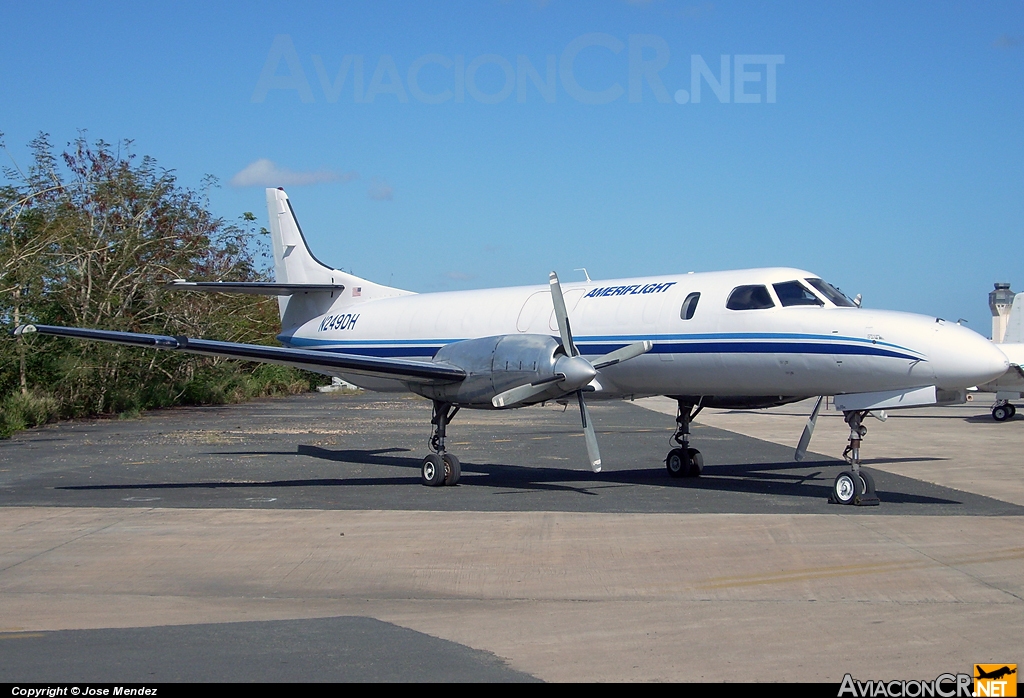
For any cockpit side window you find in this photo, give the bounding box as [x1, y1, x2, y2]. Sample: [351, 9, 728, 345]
[680, 292, 700, 320]
[726, 285, 775, 310]
[806, 278, 856, 307]
[773, 280, 824, 307]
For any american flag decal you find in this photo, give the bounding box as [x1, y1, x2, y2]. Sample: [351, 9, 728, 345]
[353, 287, 361, 297]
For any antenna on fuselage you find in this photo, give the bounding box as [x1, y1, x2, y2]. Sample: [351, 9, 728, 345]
[575, 268, 592, 282]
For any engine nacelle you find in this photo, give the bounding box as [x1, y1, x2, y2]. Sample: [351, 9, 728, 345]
[415, 334, 563, 407]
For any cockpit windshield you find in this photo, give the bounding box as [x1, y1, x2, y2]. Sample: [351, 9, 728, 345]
[773, 281, 823, 307]
[805, 278, 857, 307]
[726, 285, 775, 310]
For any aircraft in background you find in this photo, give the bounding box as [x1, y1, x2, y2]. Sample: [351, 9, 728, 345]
[14, 188, 1009, 506]
[977, 293, 1024, 421]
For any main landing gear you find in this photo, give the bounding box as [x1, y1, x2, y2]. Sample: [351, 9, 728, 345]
[421, 401, 461, 487]
[992, 400, 1017, 422]
[666, 401, 704, 478]
[831, 410, 879, 506]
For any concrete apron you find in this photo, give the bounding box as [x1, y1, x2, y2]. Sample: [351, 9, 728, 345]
[2, 506, 1022, 682]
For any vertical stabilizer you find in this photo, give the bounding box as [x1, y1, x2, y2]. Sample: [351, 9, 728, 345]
[1004, 293, 1024, 344]
[265, 188, 412, 331]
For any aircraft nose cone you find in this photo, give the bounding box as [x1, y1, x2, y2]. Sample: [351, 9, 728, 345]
[930, 323, 1009, 389]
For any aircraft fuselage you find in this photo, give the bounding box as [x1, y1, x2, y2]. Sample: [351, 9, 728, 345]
[280, 267, 1008, 406]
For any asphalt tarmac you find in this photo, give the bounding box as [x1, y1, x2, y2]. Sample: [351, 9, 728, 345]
[2, 392, 1018, 515]
[1, 392, 1022, 682]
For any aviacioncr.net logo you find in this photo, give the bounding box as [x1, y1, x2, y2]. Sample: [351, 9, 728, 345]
[838, 673, 973, 698]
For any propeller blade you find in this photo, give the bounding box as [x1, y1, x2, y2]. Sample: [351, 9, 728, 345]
[794, 395, 824, 461]
[491, 374, 564, 408]
[577, 391, 602, 472]
[549, 271, 578, 357]
[592, 340, 654, 369]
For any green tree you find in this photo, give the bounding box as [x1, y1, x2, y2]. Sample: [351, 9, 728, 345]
[1, 132, 316, 436]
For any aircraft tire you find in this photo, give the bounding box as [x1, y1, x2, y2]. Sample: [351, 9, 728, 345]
[993, 405, 1011, 422]
[421, 454, 446, 487]
[666, 449, 688, 478]
[857, 470, 876, 497]
[687, 448, 703, 477]
[443, 453, 461, 486]
[1009, 404, 1017, 418]
[832, 471, 857, 505]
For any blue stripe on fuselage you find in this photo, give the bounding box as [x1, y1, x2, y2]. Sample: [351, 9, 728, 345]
[282, 334, 924, 362]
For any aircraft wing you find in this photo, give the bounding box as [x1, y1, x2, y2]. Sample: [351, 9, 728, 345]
[12, 324, 465, 383]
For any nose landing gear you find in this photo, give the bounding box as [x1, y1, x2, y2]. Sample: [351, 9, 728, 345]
[831, 410, 879, 505]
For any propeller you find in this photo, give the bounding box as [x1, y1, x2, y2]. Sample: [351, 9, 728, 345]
[491, 272, 652, 473]
[794, 395, 824, 462]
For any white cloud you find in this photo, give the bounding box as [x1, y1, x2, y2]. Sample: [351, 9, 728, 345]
[229, 159, 358, 187]
[368, 178, 394, 201]
[445, 271, 476, 281]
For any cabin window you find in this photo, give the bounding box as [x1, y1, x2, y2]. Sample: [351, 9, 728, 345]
[680, 292, 700, 320]
[726, 285, 775, 310]
[805, 278, 857, 307]
[773, 280, 824, 307]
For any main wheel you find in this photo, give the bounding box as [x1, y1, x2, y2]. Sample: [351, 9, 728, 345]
[421, 454, 446, 487]
[1009, 404, 1017, 418]
[687, 448, 703, 477]
[993, 404, 1011, 422]
[666, 448, 688, 478]
[833, 471, 857, 505]
[443, 453, 461, 486]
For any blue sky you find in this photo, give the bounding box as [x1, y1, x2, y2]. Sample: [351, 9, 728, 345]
[2, 1, 1022, 334]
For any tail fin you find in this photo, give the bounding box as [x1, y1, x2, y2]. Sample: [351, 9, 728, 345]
[265, 188, 412, 331]
[1004, 293, 1024, 344]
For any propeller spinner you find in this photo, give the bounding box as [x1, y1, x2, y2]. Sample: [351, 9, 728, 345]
[491, 272, 652, 472]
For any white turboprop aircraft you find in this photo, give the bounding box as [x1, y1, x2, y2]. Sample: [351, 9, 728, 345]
[14, 188, 1010, 505]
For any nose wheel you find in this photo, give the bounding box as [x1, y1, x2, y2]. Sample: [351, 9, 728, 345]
[831, 411, 879, 505]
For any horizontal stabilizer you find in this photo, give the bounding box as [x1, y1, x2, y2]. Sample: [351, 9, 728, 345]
[12, 324, 465, 383]
[166, 280, 346, 296]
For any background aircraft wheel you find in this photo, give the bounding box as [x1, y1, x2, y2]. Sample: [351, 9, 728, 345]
[443, 453, 461, 486]
[666, 449, 688, 478]
[687, 448, 703, 477]
[421, 454, 446, 487]
[832, 471, 857, 505]
[993, 405, 1011, 422]
[1009, 404, 1017, 418]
